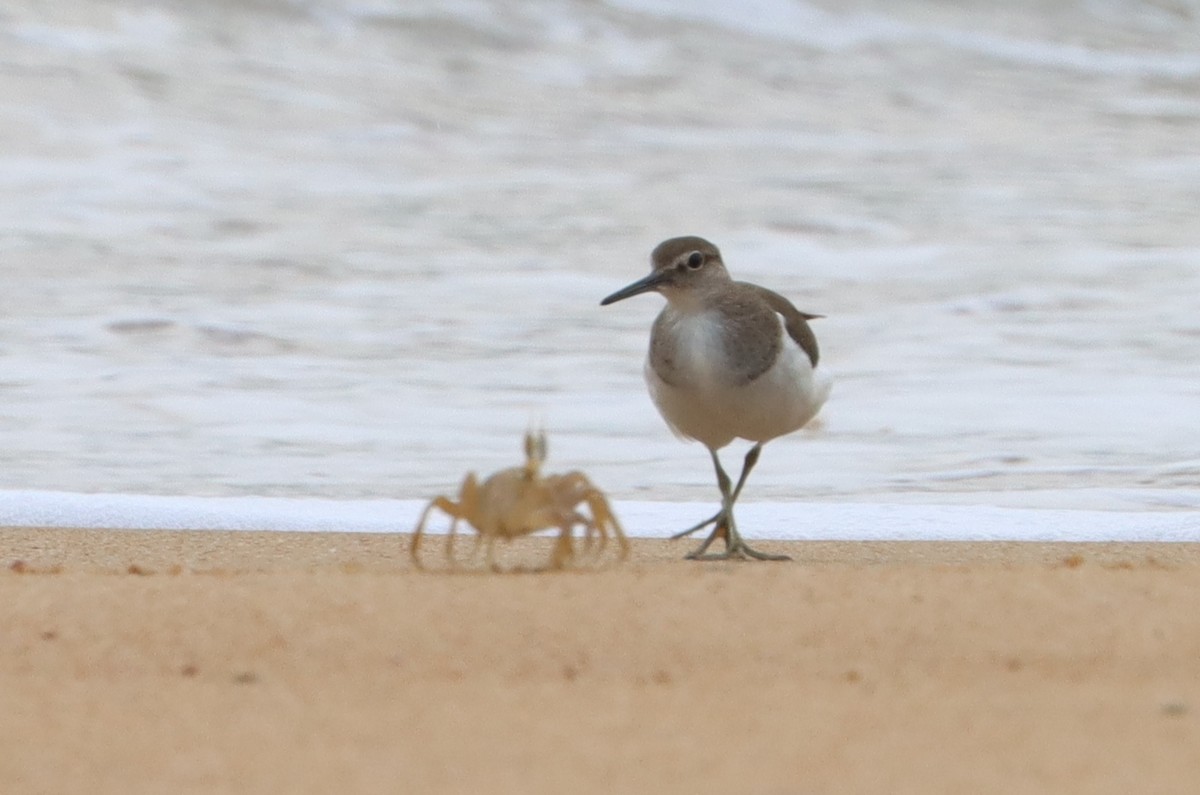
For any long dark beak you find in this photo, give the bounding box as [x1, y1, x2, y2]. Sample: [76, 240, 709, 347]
[600, 270, 668, 306]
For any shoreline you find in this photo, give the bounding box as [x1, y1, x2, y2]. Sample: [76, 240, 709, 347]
[6, 527, 1200, 571]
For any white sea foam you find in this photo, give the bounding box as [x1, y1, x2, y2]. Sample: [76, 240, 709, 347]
[1, 491, 1197, 542]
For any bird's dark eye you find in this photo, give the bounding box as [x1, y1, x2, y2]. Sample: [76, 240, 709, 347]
[686, 252, 704, 270]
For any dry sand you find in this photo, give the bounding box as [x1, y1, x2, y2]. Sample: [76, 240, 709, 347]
[3, 528, 1199, 794]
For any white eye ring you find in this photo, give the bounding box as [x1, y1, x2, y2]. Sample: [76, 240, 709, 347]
[685, 252, 703, 270]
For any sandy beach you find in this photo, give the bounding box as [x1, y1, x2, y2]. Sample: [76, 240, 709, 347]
[4, 529, 1199, 794]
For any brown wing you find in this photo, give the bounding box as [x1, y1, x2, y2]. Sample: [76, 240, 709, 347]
[740, 283, 822, 368]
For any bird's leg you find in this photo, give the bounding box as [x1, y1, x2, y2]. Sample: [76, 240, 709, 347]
[681, 448, 734, 557]
[686, 443, 791, 562]
[668, 509, 722, 540]
[670, 444, 761, 540]
[671, 443, 761, 541]
[670, 450, 727, 540]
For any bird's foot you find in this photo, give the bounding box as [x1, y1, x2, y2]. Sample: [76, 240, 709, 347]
[669, 510, 722, 540]
[683, 522, 791, 562]
[687, 542, 792, 562]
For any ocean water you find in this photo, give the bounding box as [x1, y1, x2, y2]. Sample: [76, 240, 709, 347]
[2, 0, 1199, 526]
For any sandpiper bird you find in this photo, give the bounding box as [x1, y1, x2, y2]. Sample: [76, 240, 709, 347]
[601, 236, 831, 561]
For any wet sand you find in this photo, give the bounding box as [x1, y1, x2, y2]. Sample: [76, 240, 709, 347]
[3, 528, 1199, 794]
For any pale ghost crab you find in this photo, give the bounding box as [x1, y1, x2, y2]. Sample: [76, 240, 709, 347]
[410, 431, 629, 571]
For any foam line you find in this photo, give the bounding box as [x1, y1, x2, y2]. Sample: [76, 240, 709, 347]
[0, 491, 1197, 542]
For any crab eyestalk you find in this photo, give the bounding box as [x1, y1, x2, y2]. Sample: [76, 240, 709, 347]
[522, 429, 547, 479]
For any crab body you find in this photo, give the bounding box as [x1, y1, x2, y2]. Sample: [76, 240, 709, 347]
[410, 432, 628, 571]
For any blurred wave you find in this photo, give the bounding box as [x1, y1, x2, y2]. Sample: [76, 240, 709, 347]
[1, 1, 1198, 511]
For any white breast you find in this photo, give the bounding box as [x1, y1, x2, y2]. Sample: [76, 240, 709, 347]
[655, 310, 729, 393]
[645, 312, 831, 450]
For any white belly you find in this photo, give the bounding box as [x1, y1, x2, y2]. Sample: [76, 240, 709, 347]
[644, 313, 831, 450]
